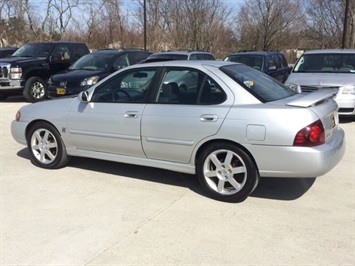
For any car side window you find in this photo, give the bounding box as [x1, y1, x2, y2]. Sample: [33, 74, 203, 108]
[278, 54, 288, 68]
[91, 67, 158, 103]
[196, 54, 215, 60]
[52, 44, 71, 61]
[73, 44, 89, 59]
[271, 54, 281, 69]
[113, 54, 130, 69]
[129, 52, 151, 64]
[155, 68, 226, 105]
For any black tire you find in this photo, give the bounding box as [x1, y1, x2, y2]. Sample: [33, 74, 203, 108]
[0, 92, 8, 100]
[197, 142, 259, 202]
[23, 77, 47, 102]
[27, 122, 70, 169]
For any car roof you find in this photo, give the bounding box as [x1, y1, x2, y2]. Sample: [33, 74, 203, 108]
[303, 49, 355, 54]
[91, 49, 150, 55]
[135, 59, 236, 68]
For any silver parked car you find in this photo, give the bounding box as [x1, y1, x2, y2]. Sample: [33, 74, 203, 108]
[11, 61, 345, 202]
[286, 49, 355, 117]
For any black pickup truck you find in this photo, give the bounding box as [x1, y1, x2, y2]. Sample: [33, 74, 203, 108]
[0, 41, 89, 102]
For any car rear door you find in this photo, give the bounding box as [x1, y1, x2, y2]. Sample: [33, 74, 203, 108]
[141, 67, 232, 164]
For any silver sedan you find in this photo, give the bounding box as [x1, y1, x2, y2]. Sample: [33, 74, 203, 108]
[11, 61, 346, 202]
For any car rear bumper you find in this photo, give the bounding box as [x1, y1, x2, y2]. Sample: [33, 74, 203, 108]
[250, 127, 346, 178]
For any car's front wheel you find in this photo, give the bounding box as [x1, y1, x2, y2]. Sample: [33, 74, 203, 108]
[27, 122, 70, 169]
[23, 77, 47, 102]
[197, 142, 259, 202]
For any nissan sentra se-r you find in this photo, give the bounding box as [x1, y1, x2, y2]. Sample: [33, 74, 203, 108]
[11, 60, 345, 202]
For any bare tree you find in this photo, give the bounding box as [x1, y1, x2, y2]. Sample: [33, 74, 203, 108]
[236, 0, 302, 51]
[303, 0, 355, 49]
[131, 0, 234, 57]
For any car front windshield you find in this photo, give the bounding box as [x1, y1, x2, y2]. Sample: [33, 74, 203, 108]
[293, 53, 355, 73]
[70, 53, 113, 71]
[220, 64, 296, 102]
[226, 55, 264, 71]
[12, 43, 53, 57]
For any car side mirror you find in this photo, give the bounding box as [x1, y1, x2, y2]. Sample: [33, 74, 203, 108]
[78, 91, 89, 102]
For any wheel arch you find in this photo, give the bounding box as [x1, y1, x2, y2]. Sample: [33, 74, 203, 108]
[25, 119, 61, 141]
[194, 139, 259, 173]
[23, 69, 50, 84]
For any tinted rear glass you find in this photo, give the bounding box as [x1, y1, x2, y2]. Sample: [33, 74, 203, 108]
[225, 55, 264, 70]
[293, 53, 355, 73]
[220, 64, 296, 102]
[149, 54, 188, 60]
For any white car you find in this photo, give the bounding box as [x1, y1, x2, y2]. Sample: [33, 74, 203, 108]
[11, 61, 345, 202]
[286, 49, 355, 117]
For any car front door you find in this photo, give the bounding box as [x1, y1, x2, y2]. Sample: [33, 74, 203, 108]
[49, 44, 73, 75]
[66, 67, 158, 157]
[141, 67, 232, 164]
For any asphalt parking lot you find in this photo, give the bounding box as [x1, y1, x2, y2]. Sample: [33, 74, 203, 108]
[1, 96, 354, 265]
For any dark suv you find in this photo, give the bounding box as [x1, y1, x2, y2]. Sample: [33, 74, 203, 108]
[0, 41, 89, 102]
[224, 51, 290, 83]
[0, 47, 17, 58]
[141, 50, 215, 63]
[47, 49, 152, 98]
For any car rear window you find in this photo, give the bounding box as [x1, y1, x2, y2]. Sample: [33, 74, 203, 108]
[220, 64, 296, 102]
[225, 55, 264, 71]
[149, 54, 188, 60]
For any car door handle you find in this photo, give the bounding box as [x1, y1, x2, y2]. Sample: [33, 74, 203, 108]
[200, 114, 218, 122]
[124, 111, 140, 118]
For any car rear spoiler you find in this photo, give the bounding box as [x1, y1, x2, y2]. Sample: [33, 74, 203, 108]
[286, 89, 337, 108]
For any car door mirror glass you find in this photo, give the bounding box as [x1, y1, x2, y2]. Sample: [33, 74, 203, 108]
[78, 91, 89, 102]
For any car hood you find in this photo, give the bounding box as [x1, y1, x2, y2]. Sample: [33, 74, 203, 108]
[20, 96, 77, 122]
[286, 72, 355, 86]
[0, 56, 45, 64]
[51, 69, 108, 82]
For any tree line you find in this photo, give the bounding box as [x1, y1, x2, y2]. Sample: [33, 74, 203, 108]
[0, 0, 354, 63]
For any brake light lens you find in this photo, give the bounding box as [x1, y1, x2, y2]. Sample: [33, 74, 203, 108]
[293, 119, 325, 146]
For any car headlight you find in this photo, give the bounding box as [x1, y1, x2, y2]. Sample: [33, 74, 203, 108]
[341, 85, 355, 95]
[80, 76, 99, 86]
[285, 82, 300, 92]
[47, 77, 52, 85]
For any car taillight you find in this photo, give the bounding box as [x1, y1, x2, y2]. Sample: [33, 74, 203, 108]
[293, 119, 325, 147]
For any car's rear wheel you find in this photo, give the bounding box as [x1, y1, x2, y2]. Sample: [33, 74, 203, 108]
[23, 77, 47, 102]
[27, 122, 70, 169]
[197, 142, 259, 202]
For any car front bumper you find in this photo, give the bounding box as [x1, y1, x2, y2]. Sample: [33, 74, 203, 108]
[11, 120, 28, 146]
[335, 94, 355, 116]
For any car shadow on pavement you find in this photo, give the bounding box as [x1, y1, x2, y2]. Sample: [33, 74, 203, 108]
[250, 177, 316, 201]
[1, 95, 26, 102]
[17, 148, 316, 202]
